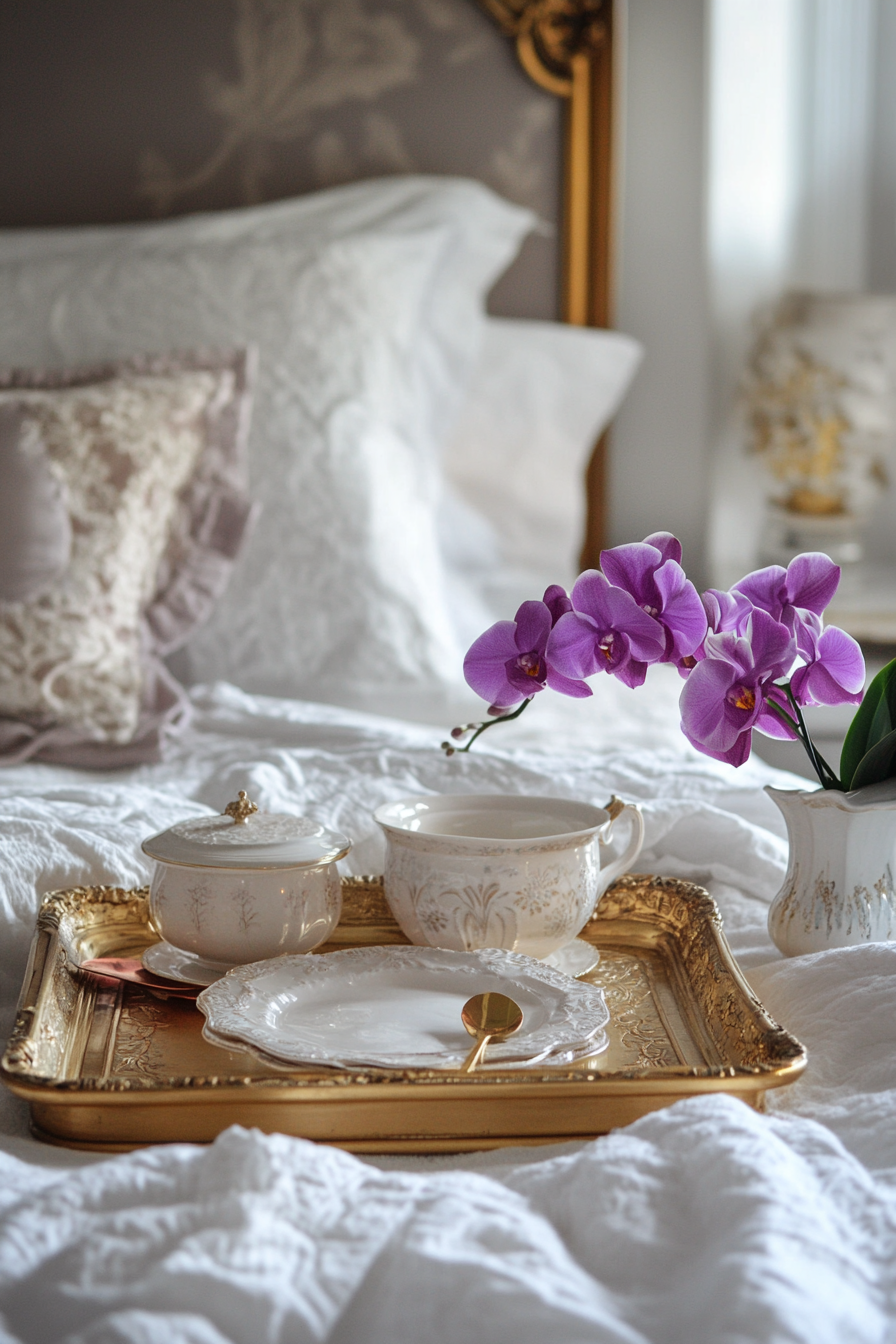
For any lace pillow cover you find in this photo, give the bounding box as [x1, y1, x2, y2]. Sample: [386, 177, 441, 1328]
[0, 178, 534, 720]
[0, 352, 255, 765]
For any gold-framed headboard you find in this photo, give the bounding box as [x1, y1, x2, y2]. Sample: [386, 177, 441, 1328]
[483, 0, 613, 330]
[0, 0, 616, 562]
[483, 0, 615, 564]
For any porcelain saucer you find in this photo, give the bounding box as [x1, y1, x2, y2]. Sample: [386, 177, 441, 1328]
[143, 941, 230, 988]
[145, 936, 601, 987]
[542, 938, 600, 978]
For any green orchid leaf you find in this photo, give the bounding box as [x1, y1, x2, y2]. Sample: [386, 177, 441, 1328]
[840, 658, 896, 790]
[848, 726, 896, 791]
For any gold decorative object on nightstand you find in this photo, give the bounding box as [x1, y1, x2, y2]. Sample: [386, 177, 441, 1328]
[745, 292, 896, 567]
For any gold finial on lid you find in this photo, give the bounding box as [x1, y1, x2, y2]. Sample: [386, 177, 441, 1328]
[223, 790, 258, 825]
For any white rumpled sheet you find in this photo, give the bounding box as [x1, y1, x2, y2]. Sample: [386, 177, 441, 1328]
[1, 679, 896, 1344]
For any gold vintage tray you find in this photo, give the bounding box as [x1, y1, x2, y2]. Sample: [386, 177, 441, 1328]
[2, 876, 806, 1154]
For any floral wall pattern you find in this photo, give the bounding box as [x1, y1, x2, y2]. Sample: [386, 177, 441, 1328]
[0, 0, 561, 317]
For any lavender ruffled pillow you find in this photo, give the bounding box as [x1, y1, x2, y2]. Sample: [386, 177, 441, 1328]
[0, 349, 256, 765]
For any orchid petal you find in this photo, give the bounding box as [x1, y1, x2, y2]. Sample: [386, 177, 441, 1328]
[716, 729, 754, 768]
[546, 666, 593, 698]
[514, 600, 552, 655]
[793, 610, 823, 661]
[703, 630, 757, 680]
[680, 710, 755, 767]
[791, 625, 865, 706]
[506, 660, 546, 696]
[600, 586, 666, 661]
[792, 662, 863, 708]
[543, 585, 572, 625]
[546, 610, 603, 679]
[814, 626, 865, 694]
[733, 565, 787, 617]
[743, 609, 797, 679]
[703, 588, 751, 635]
[679, 658, 743, 751]
[642, 531, 682, 565]
[463, 621, 526, 704]
[785, 553, 841, 614]
[570, 569, 619, 626]
[614, 657, 649, 689]
[599, 542, 662, 604]
[652, 561, 708, 655]
[755, 687, 799, 739]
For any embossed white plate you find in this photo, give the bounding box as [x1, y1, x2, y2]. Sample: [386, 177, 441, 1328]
[200, 1020, 609, 1072]
[196, 945, 610, 1071]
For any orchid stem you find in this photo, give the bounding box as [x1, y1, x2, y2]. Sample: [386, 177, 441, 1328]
[777, 684, 841, 790]
[767, 698, 828, 787]
[448, 697, 533, 754]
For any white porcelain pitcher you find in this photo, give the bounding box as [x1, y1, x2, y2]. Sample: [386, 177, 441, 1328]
[766, 780, 896, 956]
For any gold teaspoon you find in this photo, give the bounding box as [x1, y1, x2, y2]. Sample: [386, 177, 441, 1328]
[460, 992, 524, 1073]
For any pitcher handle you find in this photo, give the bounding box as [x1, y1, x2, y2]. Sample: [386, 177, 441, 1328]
[598, 796, 645, 888]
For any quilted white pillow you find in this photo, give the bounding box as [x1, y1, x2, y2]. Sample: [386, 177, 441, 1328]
[444, 318, 643, 580]
[0, 178, 534, 716]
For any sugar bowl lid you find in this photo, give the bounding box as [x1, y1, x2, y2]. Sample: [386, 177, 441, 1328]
[141, 791, 352, 870]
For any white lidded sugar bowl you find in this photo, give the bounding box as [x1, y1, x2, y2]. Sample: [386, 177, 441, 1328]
[141, 791, 350, 968]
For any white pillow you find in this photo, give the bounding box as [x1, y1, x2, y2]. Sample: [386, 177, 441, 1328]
[443, 318, 643, 588]
[0, 178, 534, 718]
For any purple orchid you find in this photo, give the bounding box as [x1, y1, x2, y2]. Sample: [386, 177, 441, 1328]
[733, 553, 841, 636]
[601, 534, 708, 662]
[790, 624, 865, 708]
[679, 609, 798, 767]
[702, 587, 754, 637]
[546, 569, 667, 690]
[463, 591, 591, 710]
[673, 585, 755, 677]
[453, 540, 872, 792]
[543, 583, 573, 625]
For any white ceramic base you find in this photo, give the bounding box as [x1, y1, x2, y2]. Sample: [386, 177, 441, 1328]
[766, 783, 896, 955]
[542, 938, 601, 978]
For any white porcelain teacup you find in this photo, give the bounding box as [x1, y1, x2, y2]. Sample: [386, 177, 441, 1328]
[374, 793, 644, 959]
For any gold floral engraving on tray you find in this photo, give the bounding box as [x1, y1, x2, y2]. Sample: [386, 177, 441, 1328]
[594, 875, 805, 1073]
[4, 1018, 37, 1070]
[594, 951, 680, 1069]
[111, 994, 172, 1082]
[340, 876, 395, 925]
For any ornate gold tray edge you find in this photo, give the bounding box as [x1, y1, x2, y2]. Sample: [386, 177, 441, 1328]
[2, 875, 806, 1152]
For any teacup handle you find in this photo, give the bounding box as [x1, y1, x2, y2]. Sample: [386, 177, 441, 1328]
[598, 796, 644, 889]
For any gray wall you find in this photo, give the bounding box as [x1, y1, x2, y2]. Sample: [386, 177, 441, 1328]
[0, 0, 561, 320]
[610, 0, 712, 584]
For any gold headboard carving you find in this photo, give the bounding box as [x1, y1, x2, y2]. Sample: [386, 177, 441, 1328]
[481, 0, 615, 563]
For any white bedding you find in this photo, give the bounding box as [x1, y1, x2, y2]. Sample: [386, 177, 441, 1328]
[2, 679, 896, 1343]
